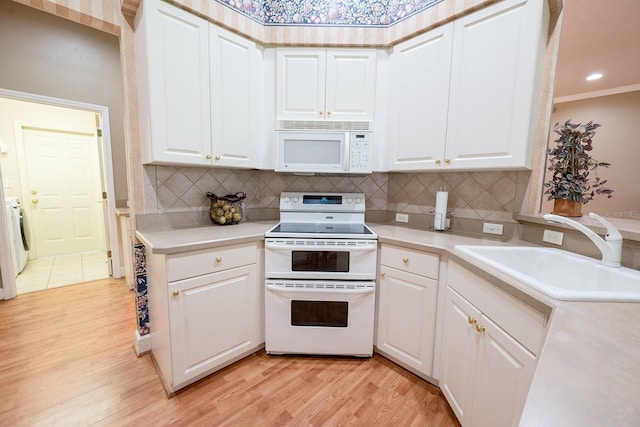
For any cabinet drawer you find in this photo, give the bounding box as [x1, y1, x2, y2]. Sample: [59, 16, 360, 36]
[380, 244, 439, 279]
[166, 242, 257, 282]
[448, 261, 546, 355]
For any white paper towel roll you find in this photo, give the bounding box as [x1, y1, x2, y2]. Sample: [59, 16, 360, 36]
[434, 191, 448, 230]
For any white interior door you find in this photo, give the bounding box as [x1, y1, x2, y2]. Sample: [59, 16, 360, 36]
[22, 126, 106, 258]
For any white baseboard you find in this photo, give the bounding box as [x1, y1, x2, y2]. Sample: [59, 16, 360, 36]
[134, 329, 151, 356]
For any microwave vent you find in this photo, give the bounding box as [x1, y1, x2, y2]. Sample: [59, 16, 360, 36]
[279, 121, 370, 131]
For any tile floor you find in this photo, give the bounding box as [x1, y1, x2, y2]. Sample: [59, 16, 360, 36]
[15, 251, 110, 294]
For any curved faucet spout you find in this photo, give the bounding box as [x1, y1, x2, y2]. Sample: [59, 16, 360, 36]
[543, 213, 622, 267]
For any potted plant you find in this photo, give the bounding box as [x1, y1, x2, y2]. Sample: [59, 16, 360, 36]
[544, 120, 613, 217]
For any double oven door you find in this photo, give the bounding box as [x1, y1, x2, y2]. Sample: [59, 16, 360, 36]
[265, 280, 375, 356]
[264, 237, 377, 357]
[265, 238, 377, 280]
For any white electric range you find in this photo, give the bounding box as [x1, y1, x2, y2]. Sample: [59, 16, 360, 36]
[264, 192, 378, 357]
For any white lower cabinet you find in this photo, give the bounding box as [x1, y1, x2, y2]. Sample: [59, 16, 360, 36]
[147, 242, 263, 393]
[439, 262, 545, 426]
[376, 244, 439, 376]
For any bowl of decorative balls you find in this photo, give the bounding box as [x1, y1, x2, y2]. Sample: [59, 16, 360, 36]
[206, 191, 246, 225]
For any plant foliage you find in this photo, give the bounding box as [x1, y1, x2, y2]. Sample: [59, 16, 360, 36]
[544, 120, 613, 204]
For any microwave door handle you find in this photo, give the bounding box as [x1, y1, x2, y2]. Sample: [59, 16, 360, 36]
[266, 284, 375, 295]
[343, 132, 350, 170]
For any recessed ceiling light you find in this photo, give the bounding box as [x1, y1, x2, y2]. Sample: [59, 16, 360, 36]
[586, 73, 603, 81]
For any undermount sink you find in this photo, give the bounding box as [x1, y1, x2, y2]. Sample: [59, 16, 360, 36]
[454, 245, 640, 302]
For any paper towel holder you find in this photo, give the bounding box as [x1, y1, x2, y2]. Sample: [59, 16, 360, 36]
[429, 211, 454, 232]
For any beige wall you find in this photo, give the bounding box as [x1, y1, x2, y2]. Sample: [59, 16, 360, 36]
[542, 90, 640, 219]
[0, 0, 128, 202]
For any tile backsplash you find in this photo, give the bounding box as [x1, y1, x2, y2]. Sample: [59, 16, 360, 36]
[144, 165, 530, 229]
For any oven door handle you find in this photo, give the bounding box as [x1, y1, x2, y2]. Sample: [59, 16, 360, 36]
[265, 243, 376, 252]
[266, 284, 375, 295]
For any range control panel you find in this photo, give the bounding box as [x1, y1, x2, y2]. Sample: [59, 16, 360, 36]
[279, 192, 365, 212]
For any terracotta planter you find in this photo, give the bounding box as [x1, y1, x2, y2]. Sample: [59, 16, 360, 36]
[551, 199, 583, 217]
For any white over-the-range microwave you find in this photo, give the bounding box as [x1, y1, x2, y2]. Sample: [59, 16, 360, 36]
[276, 131, 372, 174]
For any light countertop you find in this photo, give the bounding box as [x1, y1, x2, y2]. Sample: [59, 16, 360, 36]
[114, 207, 130, 217]
[135, 220, 640, 426]
[135, 220, 276, 254]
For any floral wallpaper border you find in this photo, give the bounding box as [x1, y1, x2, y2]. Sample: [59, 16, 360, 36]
[133, 243, 150, 335]
[215, 0, 445, 27]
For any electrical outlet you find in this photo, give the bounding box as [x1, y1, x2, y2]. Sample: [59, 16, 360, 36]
[482, 223, 503, 235]
[395, 213, 409, 223]
[543, 229, 564, 245]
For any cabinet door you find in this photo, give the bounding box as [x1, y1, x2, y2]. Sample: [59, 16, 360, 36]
[210, 25, 260, 168]
[376, 266, 438, 376]
[388, 24, 453, 171]
[325, 49, 377, 121]
[445, 0, 547, 170]
[276, 49, 326, 121]
[439, 286, 482, 426]
[169, 264, 258, 387]
[135, 0, 211, 165]
[471, 314, 536, 427]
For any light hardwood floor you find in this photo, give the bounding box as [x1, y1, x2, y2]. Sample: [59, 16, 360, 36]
[0, 278, 460, 426]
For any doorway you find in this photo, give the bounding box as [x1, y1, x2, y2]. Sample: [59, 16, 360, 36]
[0, 90, 121, 298]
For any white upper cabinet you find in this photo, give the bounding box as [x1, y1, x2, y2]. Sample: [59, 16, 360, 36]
[388, 24, 453, 171]
[209, 25, 262, 168]
[135, 0, 211, 165]
[445, 0, 547, 170]
[276, 48, 377, 122]
[388, 0, 548, 171]
[135, 0, 261, 167]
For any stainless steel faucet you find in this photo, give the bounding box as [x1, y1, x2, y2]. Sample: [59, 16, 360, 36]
[543, 212, 623, 267]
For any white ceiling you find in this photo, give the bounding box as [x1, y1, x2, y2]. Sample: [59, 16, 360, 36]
[554, 0, 640, 99]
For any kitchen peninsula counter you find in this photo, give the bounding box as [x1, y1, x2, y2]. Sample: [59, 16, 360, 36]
[135, 220, 640, 426]
[370, 224, 640, 427]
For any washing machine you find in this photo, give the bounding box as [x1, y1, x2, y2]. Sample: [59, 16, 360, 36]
[4, 197, 29, 277]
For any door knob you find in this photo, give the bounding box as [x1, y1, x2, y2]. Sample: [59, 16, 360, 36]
[206, 154, 212, 159]
[172, 290, 180, 297]
[476, 324, 486, 333]
[402, 257, 409, 263]
[215, 155, 221, 160]
[380, 272, 386, 278]
[215, 257, 222, 263]
[32, 198, 39, 204]
[31, 189, 38, 195]
[467, 316, 477, 325]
